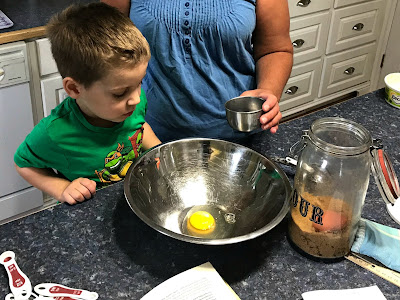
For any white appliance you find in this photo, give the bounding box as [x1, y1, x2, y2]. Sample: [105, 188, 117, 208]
[0, 41, 43, 222]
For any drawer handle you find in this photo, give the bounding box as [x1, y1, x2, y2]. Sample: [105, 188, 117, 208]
[285, 86, 299, 95]
[297, 0, 311, 7]
[0, 68, 4, 77]
[292, 39, 305, 48]
[344, 67, 355, 75]
[352, 23, 364, 31]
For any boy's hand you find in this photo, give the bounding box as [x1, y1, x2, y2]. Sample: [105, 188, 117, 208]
[60, 178, 96, 205]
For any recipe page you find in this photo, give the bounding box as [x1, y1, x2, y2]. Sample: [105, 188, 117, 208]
[141, 262, 240, 300]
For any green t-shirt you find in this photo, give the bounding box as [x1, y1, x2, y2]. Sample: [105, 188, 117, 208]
[14, 92, 147, 185]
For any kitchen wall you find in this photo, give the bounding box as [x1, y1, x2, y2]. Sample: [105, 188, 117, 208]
[378, 1, 400, 87]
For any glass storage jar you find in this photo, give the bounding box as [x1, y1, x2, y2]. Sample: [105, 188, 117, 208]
[288, 117, 374, 260]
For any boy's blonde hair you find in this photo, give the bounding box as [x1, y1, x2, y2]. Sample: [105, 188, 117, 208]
[46, 3, 150, 87]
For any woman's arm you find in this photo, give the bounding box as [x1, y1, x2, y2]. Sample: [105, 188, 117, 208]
[253, 0, 293, 97]
[241, 0, 293, 133]
[15, 165, 96, 205]
[100, 0, 130, 16]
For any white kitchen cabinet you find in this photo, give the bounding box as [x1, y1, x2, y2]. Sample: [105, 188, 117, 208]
[36, 38, 58, 76]
[288, 0, 333, 18]
[280, 59, 323, 111]
[326, 0, 385, 54]
[31, 38, 68, 117]
[320, 43, 377, 97]
[282, 0, 395, 118]
[290, 12, 330, 65]
[40, 75, 67, 117]
[334, 0, 374, 8]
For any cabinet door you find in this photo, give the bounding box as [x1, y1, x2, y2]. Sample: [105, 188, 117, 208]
[334, 0, 374, 8]
[36, 38, 58, 76]
[320, 43, 376, 97]
[288, 0, 332, 18]
[290, 12, 331, 65]
[40, 75, 67, 117]
[280, 59, 323, 111]
[327, 0, 385, 54]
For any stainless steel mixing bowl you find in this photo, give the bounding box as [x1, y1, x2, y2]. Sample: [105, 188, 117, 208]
[225, 96, 265, 132]
[124, 138, 292, 245]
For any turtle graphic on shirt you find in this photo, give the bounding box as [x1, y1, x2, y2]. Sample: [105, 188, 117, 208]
[95, 127, 144, 183]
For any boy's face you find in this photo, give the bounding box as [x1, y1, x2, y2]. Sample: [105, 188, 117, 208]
[76, 61, 148, 127]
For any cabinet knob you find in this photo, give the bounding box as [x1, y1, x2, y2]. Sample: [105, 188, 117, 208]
[344, 67, 355, 75]
[0, 68, 4, 81]
[352, 23, 364, 31]
[292, 39, 305, 48]
[297, 0, 311, 7]
[285, 86, 299, 95]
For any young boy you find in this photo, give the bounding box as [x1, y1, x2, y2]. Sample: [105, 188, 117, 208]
[14, 3, 161, 205]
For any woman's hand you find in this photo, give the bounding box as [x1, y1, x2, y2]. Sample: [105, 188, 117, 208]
[60, 178, 97, 205]
[240, 89, 282, 133]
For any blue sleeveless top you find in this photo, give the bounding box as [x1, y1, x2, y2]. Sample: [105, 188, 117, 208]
[130, 0, 257, 142]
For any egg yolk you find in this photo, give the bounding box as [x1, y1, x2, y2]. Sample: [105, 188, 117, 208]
[187, 211, 216, 235]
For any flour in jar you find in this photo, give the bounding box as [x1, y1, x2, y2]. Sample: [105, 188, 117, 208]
[288, 192, 355, 259]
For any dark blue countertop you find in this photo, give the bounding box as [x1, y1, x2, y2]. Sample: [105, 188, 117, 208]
[0, 0, 95, 34]
[1, 89, 399, 299]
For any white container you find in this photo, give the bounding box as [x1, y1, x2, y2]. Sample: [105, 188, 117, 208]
[384, 73, 400, 109]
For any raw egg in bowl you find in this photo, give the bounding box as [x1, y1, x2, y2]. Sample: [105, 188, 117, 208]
[124, 138, 291, 245]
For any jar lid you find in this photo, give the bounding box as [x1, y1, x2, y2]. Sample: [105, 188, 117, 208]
[371, 148, 399, 204]
[371, 148, 400, 204]
[371, 148, 400, 224]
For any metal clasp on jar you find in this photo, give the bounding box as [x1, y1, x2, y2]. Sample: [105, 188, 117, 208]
[371, 138, 383, 150]
[289, 130, 310, 160]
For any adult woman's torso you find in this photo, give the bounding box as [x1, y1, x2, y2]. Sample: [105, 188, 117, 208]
[130, 0, 257, 141]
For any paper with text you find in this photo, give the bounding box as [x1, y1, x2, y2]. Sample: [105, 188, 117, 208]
[141, 262, 240, 300]
[302, 285, 387, 300]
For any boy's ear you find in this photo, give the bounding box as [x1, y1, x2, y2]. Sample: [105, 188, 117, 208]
[63, 77, 84, 99]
